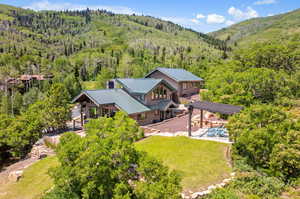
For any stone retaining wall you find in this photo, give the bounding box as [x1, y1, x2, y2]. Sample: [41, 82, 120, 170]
[182, 172, 236, 199]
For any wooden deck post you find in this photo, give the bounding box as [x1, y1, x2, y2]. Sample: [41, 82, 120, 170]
[188, 105, 193, 137]
[200, 109, 203, 128]
[80, 104, 83, 127]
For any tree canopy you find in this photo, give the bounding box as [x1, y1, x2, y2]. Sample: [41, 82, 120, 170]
[0, 83, 71, 165]
[227, 104, 300, 180]
[44, 112, 182, 199]
[202, 41, 300, 107]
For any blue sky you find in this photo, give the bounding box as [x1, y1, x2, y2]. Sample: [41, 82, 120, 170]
[2, 0, 299, 32]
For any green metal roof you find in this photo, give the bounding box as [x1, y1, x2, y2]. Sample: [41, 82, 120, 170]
[146, 67, 203, 82]
[115, 78, 175, 94]
[74, 89, 151, 115]
[149, 100, 178, 111]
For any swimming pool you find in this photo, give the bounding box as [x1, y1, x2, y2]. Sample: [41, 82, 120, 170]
[205, 127, 228, 137]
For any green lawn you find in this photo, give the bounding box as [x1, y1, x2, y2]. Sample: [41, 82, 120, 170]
[0, 136, 231, 198]
[135, 136, 232, 192]
[0, 156, 59, 199]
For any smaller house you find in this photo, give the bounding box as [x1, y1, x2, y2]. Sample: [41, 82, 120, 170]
[0, 74, 53, 93]
[145, 67, 204, 97]
[0, 78, 22, 93]
[20, 74, 53, 92]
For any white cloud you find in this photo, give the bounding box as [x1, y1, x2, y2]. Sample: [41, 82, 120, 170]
[23, 0, 137, 14]
[191, 18, 200, 24]
[228, 7, 243, 19]
[206, 14, 225, 24]
[254, 0, 277, 5]
[228, 6, 259, 20]
[247, 7, 259, 18]
[225, 20, 235, 26]
[196, 14, 205, 19]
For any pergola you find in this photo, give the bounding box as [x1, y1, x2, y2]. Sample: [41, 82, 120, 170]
[187, 101, 243, 136]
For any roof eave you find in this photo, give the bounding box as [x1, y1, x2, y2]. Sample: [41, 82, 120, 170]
[130, 92, 147, 95]
[128, 109, 153, 115]
[177, 79, 204, 82]
[145, 68, 204, 83]
[162, 101, 177, 111]
[146, 79, 177, 95]
[71, 91, 100, 106]
[161, 79, 177, 92]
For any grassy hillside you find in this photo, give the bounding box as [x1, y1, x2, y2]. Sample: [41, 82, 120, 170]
[0, 4, 225, 82]
[210, 8, 300, 46]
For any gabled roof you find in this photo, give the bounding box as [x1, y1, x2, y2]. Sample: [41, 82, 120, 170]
[115, 78, 176, 94]
[72, 89, 151, 115]
[145, 67, 203, 82]
[149, 100, 178, 111]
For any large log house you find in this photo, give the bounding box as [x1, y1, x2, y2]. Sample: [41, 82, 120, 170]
[72, 67, 203, 125]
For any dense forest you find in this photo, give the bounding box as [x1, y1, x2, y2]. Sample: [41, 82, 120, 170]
[0, 3, 299, 199]
[0, 4, 227, 80]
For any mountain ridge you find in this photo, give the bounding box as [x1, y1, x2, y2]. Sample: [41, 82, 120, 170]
[210, 8, 300, 46]
[0, 3, 227, 80]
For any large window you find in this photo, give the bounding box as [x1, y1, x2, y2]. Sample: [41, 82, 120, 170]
[151, 86, 168, 100]
[183, 82, 197, 90]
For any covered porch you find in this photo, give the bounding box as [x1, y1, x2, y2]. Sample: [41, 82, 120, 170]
[71, 89, 153, 127]
[187, 101, 243, 136]
[74, 100, 120, 127]
[149, 100, 179, 122]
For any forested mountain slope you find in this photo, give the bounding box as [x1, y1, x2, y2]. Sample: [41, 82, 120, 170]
[0, 4, 299, 199]
[0, 4, 226, 82]
[210, 8, 300, 46]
